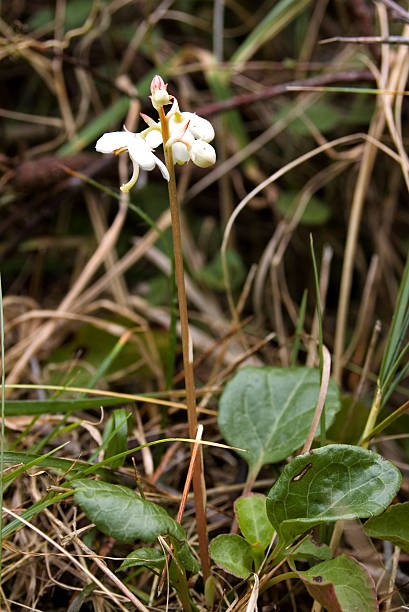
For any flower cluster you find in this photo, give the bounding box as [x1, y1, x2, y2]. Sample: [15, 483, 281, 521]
[95, 75, 216, 192]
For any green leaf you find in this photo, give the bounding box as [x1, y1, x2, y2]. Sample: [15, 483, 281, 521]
[266, 444, 401, 547]
[28, 0, 93, 31]
[285, 101, 344, 136]
[364, 502, 409, 553]
[276, 191, 330, 226]
[218, 367, 341, 472]
[296, 554, 378, 612]
[4, 397, 127, 416]
[73, 479, 185, 543]
[194, 250, 246, 291]
[289, 536, 332, 561]
[173, 539, 201, 574]
[209, 534, 254, 578]
[235, 494, 274, 550]
[119, 548, 165, 571]
[103, 409, 129, 469]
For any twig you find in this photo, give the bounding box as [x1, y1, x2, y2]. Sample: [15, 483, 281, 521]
[376, 0, 409, 25]
[158, 425, 203, 594]
[196, 71, 373, 116]
[302, 345, 331, 453]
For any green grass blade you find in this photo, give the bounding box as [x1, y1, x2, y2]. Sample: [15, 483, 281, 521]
[361, 398, 409, 443]
[65, 436, 229, 480]
[381, 343, 409, 407]
[58, 96, 130, 155]
[2, 442, 70, 484]
[1, 491, 72, 539]
[83, 332, 132, 395]
[231, 0, 312, 65]
[4, 397, 126, 416]
[2, 451, 111, 477]
[379, 252, 409, 390]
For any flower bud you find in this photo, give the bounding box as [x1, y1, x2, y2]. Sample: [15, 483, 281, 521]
[150, 74, 171, 109]
[190, 140, 216, 168]
[183, 113, 215, 143]
[172, 142, 190, 164]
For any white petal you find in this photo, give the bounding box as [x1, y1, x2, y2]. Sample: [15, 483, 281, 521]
[168, 113, 188, 137]
[190, 140, 216, 168]
[154, 155, 170, 181]
[95, 131, 134, 153]
[128, 134, 169, 180]
[120, 160, 140, 192]
[182, 113, 214, 142]
[166, 97, 180, 118]
[127, 134, 156, 171]
[144, 129, 163, 148]
[183, 129, 195, 147]
[172, 142, 190, 164]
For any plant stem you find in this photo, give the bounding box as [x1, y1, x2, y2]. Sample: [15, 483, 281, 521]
[359, 381, 382, 449]
[261, 571, 296, 592]
[159, 107, 211, 581]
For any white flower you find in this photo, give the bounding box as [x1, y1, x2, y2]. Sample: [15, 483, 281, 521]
[95, 76, 216, 193]
[95, 129, 169, 192]
[141, 100, 216, 168]
[179, 112, 215, 143]
[167, 100, 215, 144]
[190, 140, 217, 168]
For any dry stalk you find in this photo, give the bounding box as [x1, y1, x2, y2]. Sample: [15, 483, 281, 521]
[5, 202, 128, 391]
[302, 345, 331, 453]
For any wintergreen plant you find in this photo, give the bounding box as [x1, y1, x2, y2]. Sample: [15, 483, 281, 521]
[94, 75, 216, 592]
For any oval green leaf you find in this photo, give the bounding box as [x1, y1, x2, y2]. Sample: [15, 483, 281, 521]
[119, 548, 165, 571]
[218, 367, 341, 471]
[266, 444, 401, 546]
[172, 539, 201, 574]
[364, 502, 409, 553]
[289, 536, 331, 561]
[296, 554, 378, 612]
[235, 494, 274, 550]
[73, 479, 185, 543]
[209, 534, 253, 578]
